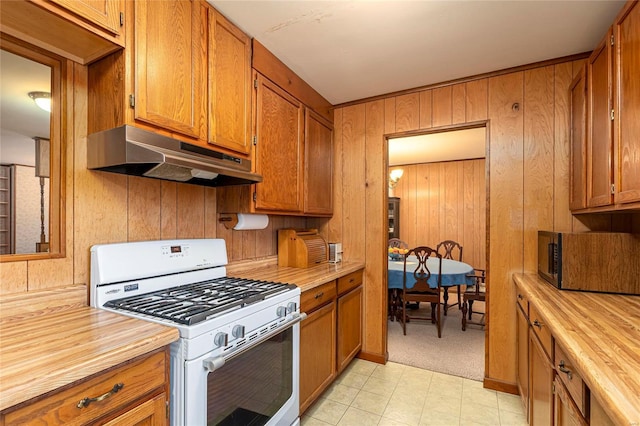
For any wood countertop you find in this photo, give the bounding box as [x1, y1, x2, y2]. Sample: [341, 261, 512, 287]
[227, 260, 365, 293]
[0, 305, 179, 412]
[513, 273, 640, 426]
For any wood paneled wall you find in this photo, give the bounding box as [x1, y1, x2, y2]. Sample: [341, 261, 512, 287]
[391, 159, 486, 270]
[329, 59, 639, 389]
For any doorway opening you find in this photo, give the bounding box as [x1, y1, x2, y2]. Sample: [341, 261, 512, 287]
[385, 123, 489, 382]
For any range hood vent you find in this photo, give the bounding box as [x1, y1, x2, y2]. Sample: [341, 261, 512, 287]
[87, 126, 262, 187]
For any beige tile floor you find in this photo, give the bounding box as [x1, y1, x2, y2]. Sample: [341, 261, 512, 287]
[301, 359, 527, 426]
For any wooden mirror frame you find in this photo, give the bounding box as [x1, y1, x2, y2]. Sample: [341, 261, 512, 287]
[0, 34, 66, 262]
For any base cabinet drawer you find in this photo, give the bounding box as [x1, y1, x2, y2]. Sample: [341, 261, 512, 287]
[554, 342, 587, 417]
[1, 350, 168, 426]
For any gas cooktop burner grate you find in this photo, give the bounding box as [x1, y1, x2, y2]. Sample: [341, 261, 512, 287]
[104, 277, 296, 325]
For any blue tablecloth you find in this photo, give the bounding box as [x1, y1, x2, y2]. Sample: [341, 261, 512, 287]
[388, 256, 474, 289]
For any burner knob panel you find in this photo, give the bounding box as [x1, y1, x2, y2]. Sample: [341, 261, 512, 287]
[232, 325, 245, 338]
[214, 332, 228, 347]
[276, 306, 288, 317]
[287, 302, 297, 314]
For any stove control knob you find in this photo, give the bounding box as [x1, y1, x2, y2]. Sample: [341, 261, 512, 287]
[276, 306, 288, 317]
[214, 332, 228, 347]
[287, 302, 297, 314]
[232, 325, 245, 338]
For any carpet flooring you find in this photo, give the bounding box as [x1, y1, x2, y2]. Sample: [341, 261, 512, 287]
[387, 299, 485, 381]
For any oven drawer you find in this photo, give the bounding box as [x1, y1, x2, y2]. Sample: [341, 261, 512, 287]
[554, 342, 587, 416]
[2, 350, 166, 425]
[301, 281, 337, 312]
[337, 271, 363, 296]
[529, 303, 552, 359]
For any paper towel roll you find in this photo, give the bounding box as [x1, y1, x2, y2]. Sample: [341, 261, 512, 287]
[234, 213, 269, 230]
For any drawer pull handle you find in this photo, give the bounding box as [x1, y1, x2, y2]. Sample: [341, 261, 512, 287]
[533, 319, 542, 329]
[77, 383, 124, 408]
[517, 294, 523, 300]
[314, 292, 324, 299]
[558, 361, 573, 379]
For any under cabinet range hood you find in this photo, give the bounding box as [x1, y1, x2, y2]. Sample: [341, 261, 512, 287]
[87, 125, 262, 187]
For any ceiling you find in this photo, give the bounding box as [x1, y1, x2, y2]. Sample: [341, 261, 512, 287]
[210, 0, 624, 105]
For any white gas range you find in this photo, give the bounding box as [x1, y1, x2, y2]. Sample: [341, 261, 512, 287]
[90, 239, 303, 426]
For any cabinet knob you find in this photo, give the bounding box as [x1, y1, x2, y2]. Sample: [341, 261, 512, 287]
[533, 319, 542, 329]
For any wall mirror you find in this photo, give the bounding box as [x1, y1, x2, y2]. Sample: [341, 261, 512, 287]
[0, 34, 65, 260]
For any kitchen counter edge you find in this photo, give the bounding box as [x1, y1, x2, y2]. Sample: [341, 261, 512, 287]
[513, 272, 640, 426]
[227, 260, 365, 293]
[0, 306, 180, 412]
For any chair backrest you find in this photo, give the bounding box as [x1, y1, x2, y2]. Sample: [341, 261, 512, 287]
[437, 240, 463, 261]
[403, 246, 442, 293]
[388, 238, 408, 249]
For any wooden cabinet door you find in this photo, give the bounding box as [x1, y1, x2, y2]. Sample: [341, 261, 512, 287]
[553, 378, 587, 426]
[304, 109, 334, 215]
[254, 72, 304, 213]
[516, 302, 530, 420]
[101, 393, 167, 426]
[134, 0, 206, 139]
[529, 328, 554, 426]
[614, 1, 640, 204]
[300, 302, 336, 414]
[587, 28, 614, 207]
[208, 9, 252, 155]
[569, 65, 587, 210]
[51, 0, 123, 36]
[337, 285, 362, 373]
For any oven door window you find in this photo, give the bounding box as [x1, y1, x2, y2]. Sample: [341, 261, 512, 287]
[207, 327, 293, 425]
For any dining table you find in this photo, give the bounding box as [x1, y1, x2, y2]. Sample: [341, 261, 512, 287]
[387, 255, 474, 321]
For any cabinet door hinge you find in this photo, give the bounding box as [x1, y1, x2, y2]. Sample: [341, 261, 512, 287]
[610, 34, 614, 46]
[129, 94, 135, 108]
[166, 400, 169, 418]
[611, 184, 615, 194]
[254, 79, 258, 89]
[253, 192, 257, 202]
[120, 12, 124, 27]
[252, 135, 257, 146]
[611, 109, 615, 121]
[552, 382, 556, 394]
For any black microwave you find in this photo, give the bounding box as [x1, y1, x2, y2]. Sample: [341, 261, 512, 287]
[537, 230, 640, 294]
[538, 231, 561, 287]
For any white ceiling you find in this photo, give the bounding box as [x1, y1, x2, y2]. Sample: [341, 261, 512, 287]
[210, 0, 624, 105]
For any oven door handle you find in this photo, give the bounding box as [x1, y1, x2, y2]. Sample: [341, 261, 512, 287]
[203, 312, 307, 373]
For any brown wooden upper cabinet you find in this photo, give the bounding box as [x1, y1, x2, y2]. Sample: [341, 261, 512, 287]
[254, 72, 305, 213]
[50, 0, 123, 37]
[304, 109, 334, 215]
[252, 74, 334, 215]
[569, 66, 587, 211]
[207, 9, 252, 155]
[89, 0, 254, 156]
[1, 0, 124, 64]
[577, 0, 640, 212]
[89, 0, 207, 141]
[586, 27, 614, 208]
[613, 0, 640, 205]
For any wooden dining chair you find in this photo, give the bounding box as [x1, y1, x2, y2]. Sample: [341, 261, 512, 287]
[462, 268, 486, 331]
[399, 246, 442, 337]
[436, 240, 464, 314]
[388, 238, 408, 249]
